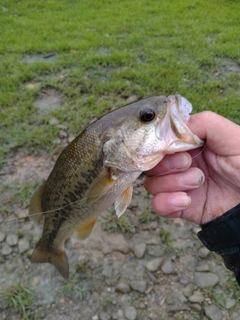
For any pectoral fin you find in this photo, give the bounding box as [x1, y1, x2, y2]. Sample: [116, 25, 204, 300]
[114, 185, 133, 218]
[29, 183, 45, 223]
[86, 175, 117, 205]
[75, 218, 97, 240]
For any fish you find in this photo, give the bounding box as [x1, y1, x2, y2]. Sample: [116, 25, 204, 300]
[29, 93, 203, 278]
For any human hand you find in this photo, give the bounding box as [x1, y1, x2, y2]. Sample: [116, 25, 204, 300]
[144, 111, 240, 225]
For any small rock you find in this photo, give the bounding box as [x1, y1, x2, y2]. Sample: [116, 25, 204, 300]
[2, 243, 12, 256]
[196, 263, 211, 272]
[146, 257, 163, 272]
[116, 281, 131, 293]
[99, 312, 111, 320]
[225, 298, 236, 309]
[161, 259, 175, 274]
[58, 130, 68, 139]
[102, 264, 112, 278]
[188, 291, 204, 303]
[6, 234, 18, 246]
[190, 303, 202, 312]
[194, 272, 219, 288]
[92, 315, 99, 320]
[53, 138, 62, 145]
[0, 232, 5, 242]
[131, 243, 146, 259]
[18, 238, 29, 253]
[68, 135, 75, 143]
[130, 280, 147, 293]
[142, 221, 158, 230]
[127, 95, 138, 103]
[107, 234, 131, 254]
[125, 306, 137, 320]
[204, 304, 222, 320]
[49, 117, 59, 125]
[198, 247, 210, 258]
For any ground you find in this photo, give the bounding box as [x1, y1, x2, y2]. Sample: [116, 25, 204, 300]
[1, 152, 240, 320]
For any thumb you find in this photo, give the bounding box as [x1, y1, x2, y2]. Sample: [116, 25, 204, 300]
[188, 111, 240, 156]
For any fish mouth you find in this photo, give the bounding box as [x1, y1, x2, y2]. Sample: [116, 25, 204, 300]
[155, 94, 204, 153]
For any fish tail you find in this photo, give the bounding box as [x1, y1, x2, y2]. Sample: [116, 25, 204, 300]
[31, 243, 69, 279]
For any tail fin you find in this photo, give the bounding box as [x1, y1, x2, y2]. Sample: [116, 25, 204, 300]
[31, 243, 69, 279]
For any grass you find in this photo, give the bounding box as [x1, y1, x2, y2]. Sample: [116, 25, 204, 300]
[1, 283, 34, 320]
[101, 208, 136, 233]
[1, 0, 240, 167]
[57, 278, 87, 301]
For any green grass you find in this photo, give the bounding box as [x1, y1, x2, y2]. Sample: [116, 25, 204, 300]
[1, 283, 34, 320]
[1, 0, 240, 167]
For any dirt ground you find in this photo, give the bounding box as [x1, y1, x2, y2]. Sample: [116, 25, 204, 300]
[0, 153, 240, 320]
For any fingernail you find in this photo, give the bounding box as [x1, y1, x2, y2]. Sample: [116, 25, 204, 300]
[180, 169, 204, 187]
[170, 193, 191, 209]
[165, 153, 190, 170]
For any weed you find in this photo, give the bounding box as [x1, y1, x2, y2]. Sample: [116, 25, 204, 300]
[101, 209, 135, 233]
[57, 278, 87, 301]
[160, 229, 173, 249]
[138, 210, 152, 224]
[1, 283, 34, 320]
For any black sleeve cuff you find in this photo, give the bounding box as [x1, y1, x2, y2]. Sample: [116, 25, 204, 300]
[198, 203, 240, 255]
[197, 203, 240, 286]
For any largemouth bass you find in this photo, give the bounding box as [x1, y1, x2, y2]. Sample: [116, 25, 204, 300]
[29, 93, 203, 278]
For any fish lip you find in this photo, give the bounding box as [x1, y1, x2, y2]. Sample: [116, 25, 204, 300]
[155, 94, 204, 150]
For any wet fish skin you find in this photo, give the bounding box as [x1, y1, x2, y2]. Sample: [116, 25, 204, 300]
[29, 94, 203, 278]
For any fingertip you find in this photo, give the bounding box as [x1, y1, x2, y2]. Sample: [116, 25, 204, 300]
[152, 192, 191, 217]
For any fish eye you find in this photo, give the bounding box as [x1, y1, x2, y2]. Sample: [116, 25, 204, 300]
[139, 108, 156, 123]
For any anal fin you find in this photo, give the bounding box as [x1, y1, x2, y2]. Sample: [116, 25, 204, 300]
[75, 218, 97, 240]
[31, 243, 69, 279]
[29, 183, 45, 223]
[114, 185, 133, 218]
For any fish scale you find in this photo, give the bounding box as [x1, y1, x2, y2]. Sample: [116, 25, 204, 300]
[29, 94, 204, 278]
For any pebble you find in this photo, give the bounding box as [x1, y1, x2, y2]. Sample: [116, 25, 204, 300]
[161, 259, 175, 274]
[188, 291, 205, 303]
[130, 280, 147, 293]
[126, 95, 138, 103]
[146, 257, 163, 272]
[2, 243, 12, 256]
[99, 312, 111, 320]
[194, 272, 219, 288]
[102, 265, 112, 278]
[116, 280, 131, 293]
[125, 306, 137, 320]
[0, 232, 5, 242]
[18, 238, 29, 253]
[58, 130, 68, 139]
[203, 304, 222, 320]
[198, 247, 210, 258]
[6, 234, 18, 246]
[196, 263, 211, 272]
[225, 298, 236, 309]
[49, 117, 59, 125]
[131, 243, 146, 259]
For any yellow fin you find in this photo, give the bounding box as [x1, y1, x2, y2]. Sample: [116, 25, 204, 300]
[86, 175, 117, 205]
[114, 185, 133, 218]
[29, 183, 45, 223]
[75, 218, 97, 240]
[31, 243, 69, 279]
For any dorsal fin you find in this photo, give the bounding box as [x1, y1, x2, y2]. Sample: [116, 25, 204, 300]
[29, 183, 45, 223]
